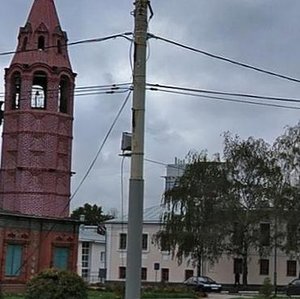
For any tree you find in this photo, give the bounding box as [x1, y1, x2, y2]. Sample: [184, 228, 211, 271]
[156, 151, 230, 275]
[25, 269, 88, 299]
[70, 203, 113, 225]
[223, 133, 276, 285]
[272, 123, 300, 274]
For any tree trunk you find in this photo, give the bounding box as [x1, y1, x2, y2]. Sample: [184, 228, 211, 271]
[197, 253, 202, 276]
[242, 254, 248, 286]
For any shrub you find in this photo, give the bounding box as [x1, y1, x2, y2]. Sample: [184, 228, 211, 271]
[25, 268, 88, 299]
[259, 277, 273, 299]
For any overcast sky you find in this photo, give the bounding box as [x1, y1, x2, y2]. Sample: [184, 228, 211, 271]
[1, 0, 300, 215]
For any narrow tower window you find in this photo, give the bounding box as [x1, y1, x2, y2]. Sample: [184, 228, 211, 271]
[22, 37, 28, 51]
[57, 40, 62, 54]
[38, 36, 45, 51]
[31, 72, 47, 109]
[11, 72, 21, 110]
[58, 76, 69, 113]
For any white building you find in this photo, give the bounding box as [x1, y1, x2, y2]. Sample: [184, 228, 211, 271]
[77, 225, 106, 284]
[88, 158, 299, 287]
[105, 205, 195, 283]
[105, 204, 299, 286]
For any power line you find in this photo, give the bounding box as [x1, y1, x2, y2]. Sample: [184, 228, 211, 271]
[148, 33, 300, 85]
[70, 89, 132, 201]
[0, 32, 133, 57]
[148, 88, 300, 110]
[146, 83, 300, 104]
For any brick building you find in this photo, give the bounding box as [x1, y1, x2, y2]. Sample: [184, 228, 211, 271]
[0, 0, 79, 292]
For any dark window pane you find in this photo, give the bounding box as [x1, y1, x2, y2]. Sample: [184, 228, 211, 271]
[260, 259, 269, 275]
[287, 260, 297, 277]
[119, 233, 127, 250]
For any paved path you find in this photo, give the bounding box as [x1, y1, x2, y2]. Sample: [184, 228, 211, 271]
[207, 293, 246, 299]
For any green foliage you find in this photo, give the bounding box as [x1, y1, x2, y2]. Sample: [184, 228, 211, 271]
[157, 122, 300, 286]
[156, 150, 231, 271]
[71, 203, 114, 225]
[259, 277, 273, 299]
[223, 133, 278, 285]
[25, 268, 88, 299]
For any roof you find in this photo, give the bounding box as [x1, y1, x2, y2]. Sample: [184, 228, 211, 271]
[27, 0, 61, 33]
[79, 225, 105, 243]
[106, 205, 166, 224]
[11, 0, 72, 69]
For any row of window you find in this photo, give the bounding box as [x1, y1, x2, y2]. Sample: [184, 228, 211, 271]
[118, 267, 194, 281]
[119, 266, 171, 281]
[234, 222, 300, 248]
[11, 71, 70, 113]
[234, 258, 297, 276]
[119, 233, 149, 251]
[21, 35, 64, 54]
[5, 244, 70, 277]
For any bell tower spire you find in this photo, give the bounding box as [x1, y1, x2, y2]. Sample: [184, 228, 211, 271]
[0, 0, 76, 218]
[11, 0, 72, 69]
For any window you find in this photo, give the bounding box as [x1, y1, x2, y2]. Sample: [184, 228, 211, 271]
[57, 39, 62, 54]
[5, 244, 23, 276]
[119, 233, 127, 250]
[233, 258, 243, 274]
[185, 269, 194, 280]
[161, 268, 169, 282]
[142, 234, 148, 251]
[260, 223, 270, 246]
[119, 266, 126, 279]
[260, 259, 269, 275]
[58, 76, 69, 113]
[31, 72, 47, 109]
[82, 242, 90, 268]
[141, 267, 147, 280]
[38, 36, 45, 50]
[22, 37, 28, 51]
[53, 247, 69, 270]
[82, 268, 89, 279]
[160, 233, 170, 252]
[100, 251, 105, 262]
[287, 223, 298, 248]
[287, 260, 297, 277]
[11, 72, 21, 110]
[233, 222, 243, 246]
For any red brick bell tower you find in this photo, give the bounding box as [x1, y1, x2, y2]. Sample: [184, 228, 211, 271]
[0, 2, 79, 292]
[0, 0, 76, 218]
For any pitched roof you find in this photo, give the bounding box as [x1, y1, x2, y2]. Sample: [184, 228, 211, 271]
[11, 0, 72, 69]
[79, 225, 105, 243]
[106, 205, 166, 224]
[27, 0, 61, 33]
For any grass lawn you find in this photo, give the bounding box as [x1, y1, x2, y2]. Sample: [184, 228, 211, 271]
[3, 290, 196, 299]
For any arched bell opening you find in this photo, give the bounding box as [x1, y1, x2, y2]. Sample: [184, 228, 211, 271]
[38, 36, 45, 51]
[58, 75, 70, 114]
[11, 72, 21, 110]
[31, 71, 47, 109]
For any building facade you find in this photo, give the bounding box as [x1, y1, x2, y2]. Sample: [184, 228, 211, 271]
[105, 205, 195, 283]
[77, 225, 106, 284]
[105, 204, 299, 287]
[0, 0, 79, 292]
[104, 159, 300, 287]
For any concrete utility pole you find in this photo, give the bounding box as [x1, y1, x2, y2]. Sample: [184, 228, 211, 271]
[125, 1, 148, 299]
